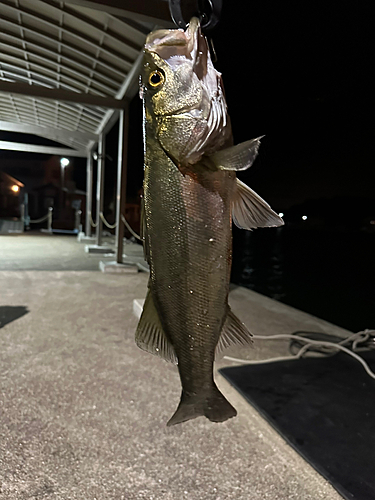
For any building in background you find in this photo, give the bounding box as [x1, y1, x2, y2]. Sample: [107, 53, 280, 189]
[0, 171, 24, 218]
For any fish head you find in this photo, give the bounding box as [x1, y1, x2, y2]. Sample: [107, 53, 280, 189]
[140, 17, 232, 167]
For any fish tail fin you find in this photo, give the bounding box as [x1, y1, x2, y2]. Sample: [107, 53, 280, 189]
[167, 384, 237, 426]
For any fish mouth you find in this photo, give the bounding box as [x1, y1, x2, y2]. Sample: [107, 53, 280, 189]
[145, 17, 201, 61]
[145, 17, 206, 79]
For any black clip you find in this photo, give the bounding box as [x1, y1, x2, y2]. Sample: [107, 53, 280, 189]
[168, 0, 222, 33]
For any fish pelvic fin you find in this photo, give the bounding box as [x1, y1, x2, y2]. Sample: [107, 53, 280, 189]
[233, 178, 284, 230]
[167, 385, 237, 426]
[215, 306, 253, 356]
[210, 136, 264, 171]
[135, 290, 177, 364]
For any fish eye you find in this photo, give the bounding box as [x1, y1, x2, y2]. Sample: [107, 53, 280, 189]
[148, 70, 164, 88]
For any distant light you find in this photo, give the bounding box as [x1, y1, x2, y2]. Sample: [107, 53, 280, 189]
[11, 185, 19, 193]
[302, 215, 307, 221]
[278, 212, 284, 217]
[60, 157, 70, 167]
[370, 220, 375, 225]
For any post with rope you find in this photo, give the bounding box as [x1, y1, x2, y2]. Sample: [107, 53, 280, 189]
[99, 104, 138, 273]
[47, 206, 53, 233]
[95, 134, 105, 247]
[115, 106, 128, 264]
[85, 152, 93, 238]
[85, 137, 114, 253]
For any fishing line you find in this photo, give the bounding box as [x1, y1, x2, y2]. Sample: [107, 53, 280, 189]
[223, 329, 375, 380]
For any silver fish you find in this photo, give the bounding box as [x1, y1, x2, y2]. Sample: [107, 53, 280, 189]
[136, 18, 283, 426]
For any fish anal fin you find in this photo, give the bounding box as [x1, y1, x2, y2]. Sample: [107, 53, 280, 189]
[233, 179, 284, 230]
[215, 307, 253, 356]
[135, 290, 177, 364]
[210, 136, 264, 171]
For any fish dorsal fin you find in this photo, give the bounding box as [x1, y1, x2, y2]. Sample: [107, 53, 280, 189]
[135, 290, 177, 364]
[233, 179, 284, 230]
[215, 306, 253, 356]
[210, 137, 264, 171]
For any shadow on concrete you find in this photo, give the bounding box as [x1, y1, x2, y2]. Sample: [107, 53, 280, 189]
[0, 306, 29, 328]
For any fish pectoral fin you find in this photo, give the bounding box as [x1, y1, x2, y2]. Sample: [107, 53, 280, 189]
[135, 290, 177, 364]
[232, 179, 285, 230]
[210, 137, 264, 171]
[216, 306, 253, 356]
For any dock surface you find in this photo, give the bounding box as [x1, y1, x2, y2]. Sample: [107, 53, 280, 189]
[0, 233, 346, 499]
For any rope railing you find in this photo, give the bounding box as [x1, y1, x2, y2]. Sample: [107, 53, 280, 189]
[99, 212, 117, 229]
[29, 207, 53, 232]
[88, 211, 98, 228]
[29, 213, 49, 224]
[121, 214, 142, 241]
[87, 210, 142, 241]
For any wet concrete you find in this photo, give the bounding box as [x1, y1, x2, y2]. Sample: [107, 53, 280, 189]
[0, 233, 346, 499]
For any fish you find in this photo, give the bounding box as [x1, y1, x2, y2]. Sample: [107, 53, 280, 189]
[136, 17, 284, 426]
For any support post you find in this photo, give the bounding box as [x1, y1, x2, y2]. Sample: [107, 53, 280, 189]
[115, 106, 129, 263]
[95, 134, 105, 247]
[85, 152, 93, 237]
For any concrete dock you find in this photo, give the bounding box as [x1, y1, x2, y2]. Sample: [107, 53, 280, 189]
[0, 233, 347, 499]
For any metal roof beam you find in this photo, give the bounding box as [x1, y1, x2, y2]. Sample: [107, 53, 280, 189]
[0, 123, 86, 150]
[0, 102, 101, 132]
[0, 140, 87, 157]
[0, 44, 118, 95]
[0, 58, 109, 97]
[115, 51, 143, 101]
[41, 0, 143, 52]
[95, 49, 143, 135]
[0, 29, 122, 86]
[0, 81, 127, 108]
[0, 120, 98, 143]
[0, 15, 128, 78]
[0, 29, 122, 88]
[0, 99, 101, 128]
[63, 0, 173, 25]
[1, 1, 136, 66]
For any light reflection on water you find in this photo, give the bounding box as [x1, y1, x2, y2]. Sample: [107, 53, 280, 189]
[231, 226, 375, 332]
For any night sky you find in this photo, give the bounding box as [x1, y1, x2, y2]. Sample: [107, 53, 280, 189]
[212, 0, 374, 210]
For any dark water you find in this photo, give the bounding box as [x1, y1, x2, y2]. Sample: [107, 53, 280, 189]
[231, 226, 375, 332]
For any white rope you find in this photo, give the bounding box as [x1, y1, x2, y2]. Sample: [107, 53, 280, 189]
[89, 211, 98, 228]
[121, 214, 142, 241]
[224, 330, 375, 380]
[99, 212, 117, 229]
[29, 213, 49, 224]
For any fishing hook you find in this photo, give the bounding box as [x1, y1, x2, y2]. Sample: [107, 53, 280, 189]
[168, 0, 222, 32]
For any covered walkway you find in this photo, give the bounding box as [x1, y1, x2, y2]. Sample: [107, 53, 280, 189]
[0, 0, 172, 266]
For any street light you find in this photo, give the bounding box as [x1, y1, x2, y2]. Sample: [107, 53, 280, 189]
[60, 157, 70, 190]
[11, 185, 20, 193]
